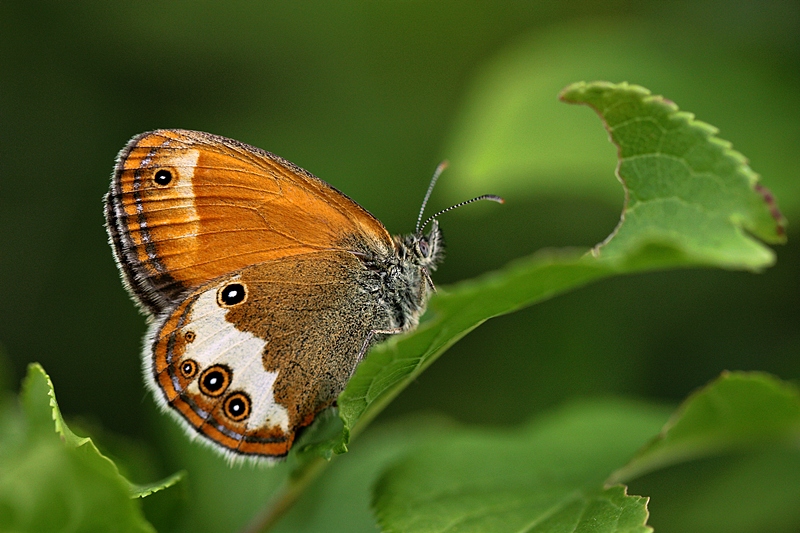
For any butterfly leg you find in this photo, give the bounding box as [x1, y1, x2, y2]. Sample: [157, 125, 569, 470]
[357, 327, 405, 363]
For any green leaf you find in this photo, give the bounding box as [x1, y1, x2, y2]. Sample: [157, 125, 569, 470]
[610, 371, 800, 484]
[267, 82, 786, 530]
[0, 364, 182, 532]
[371, 373, 800, 533]
[441, 21, 800, 218]
[129, 471, 185, 499]
[372, 401, 668, 533]
[305, 81, 785, 458]
[560, 82, 786, 268]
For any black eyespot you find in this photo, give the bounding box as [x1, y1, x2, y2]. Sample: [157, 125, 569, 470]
[218, 283, 246, 307]
[154, 169, 172, 185]
[199, 365, 231, 397]
[184, 331, 196, 343]
[224, 392, 251, 422]
[180, 359, 198, 379]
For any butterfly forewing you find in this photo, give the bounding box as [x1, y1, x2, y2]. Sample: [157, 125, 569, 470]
[106, 129, 394, 315]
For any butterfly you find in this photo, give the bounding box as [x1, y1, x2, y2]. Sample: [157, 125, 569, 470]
[105, 129, 501, 462]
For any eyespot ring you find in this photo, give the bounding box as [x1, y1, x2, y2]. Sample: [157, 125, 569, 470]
[153, 169, 173, 186]
[223, 391, 251, 422]
[179, 359, 198, 379]
[217, 282, 247, 307]
[198, 365, 232, 397]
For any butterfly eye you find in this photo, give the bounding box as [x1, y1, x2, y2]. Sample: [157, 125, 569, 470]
[218, 283, 247, 307]
[180, 359, 198, 379]
[199, 365, 231, 397]
[418, 239, 429, 257]
[153, 169, 173, 186]
[224, 392, 251, 422]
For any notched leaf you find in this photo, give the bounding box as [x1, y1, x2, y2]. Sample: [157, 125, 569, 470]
[0, 364, 182, 532]
[560, 81, 786, 270]
[22, 363, 184, 497]
[297, 82, 787, 468]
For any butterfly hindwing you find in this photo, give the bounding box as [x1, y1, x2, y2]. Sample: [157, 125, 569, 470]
[147, 251, 396, 460]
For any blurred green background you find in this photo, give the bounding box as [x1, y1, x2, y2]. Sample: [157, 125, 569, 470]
[1, 0, 798, 530]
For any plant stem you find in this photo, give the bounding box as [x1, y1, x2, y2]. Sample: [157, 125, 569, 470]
[240, 456, 329, 533]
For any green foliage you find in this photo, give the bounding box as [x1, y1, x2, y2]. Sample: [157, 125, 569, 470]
[611, 371, 800, 484]
[2, 79, 791, 532]
[372, 372, 800, 533]
[2, 0, 797, 526]
[372, 401, 664, 533]
[560, 82, 785, 266]
[225, 81, 790, 531]
[300, 81, 784, 461]
[0, 364, 181, 532]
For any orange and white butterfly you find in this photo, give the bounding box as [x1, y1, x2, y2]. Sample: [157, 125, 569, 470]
[105, 129, 500, 462]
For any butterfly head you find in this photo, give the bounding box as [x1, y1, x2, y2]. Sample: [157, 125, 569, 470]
[409, 218, 444, 272]
[395, 162, 504, 300]
[391, 218, 443, 299]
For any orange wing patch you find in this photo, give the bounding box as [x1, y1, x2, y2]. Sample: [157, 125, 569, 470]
[106, 129, 393, 315]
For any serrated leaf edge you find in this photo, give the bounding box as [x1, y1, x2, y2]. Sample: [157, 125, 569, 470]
[23, 363, 183, 498]
[559, 81, 787, 254]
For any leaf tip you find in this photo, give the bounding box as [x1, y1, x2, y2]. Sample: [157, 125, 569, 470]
[130, 470, 186, 498]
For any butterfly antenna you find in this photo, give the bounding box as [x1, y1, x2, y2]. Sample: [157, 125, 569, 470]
[418, 194, 504, 234]
[415, 160, 449, 234]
